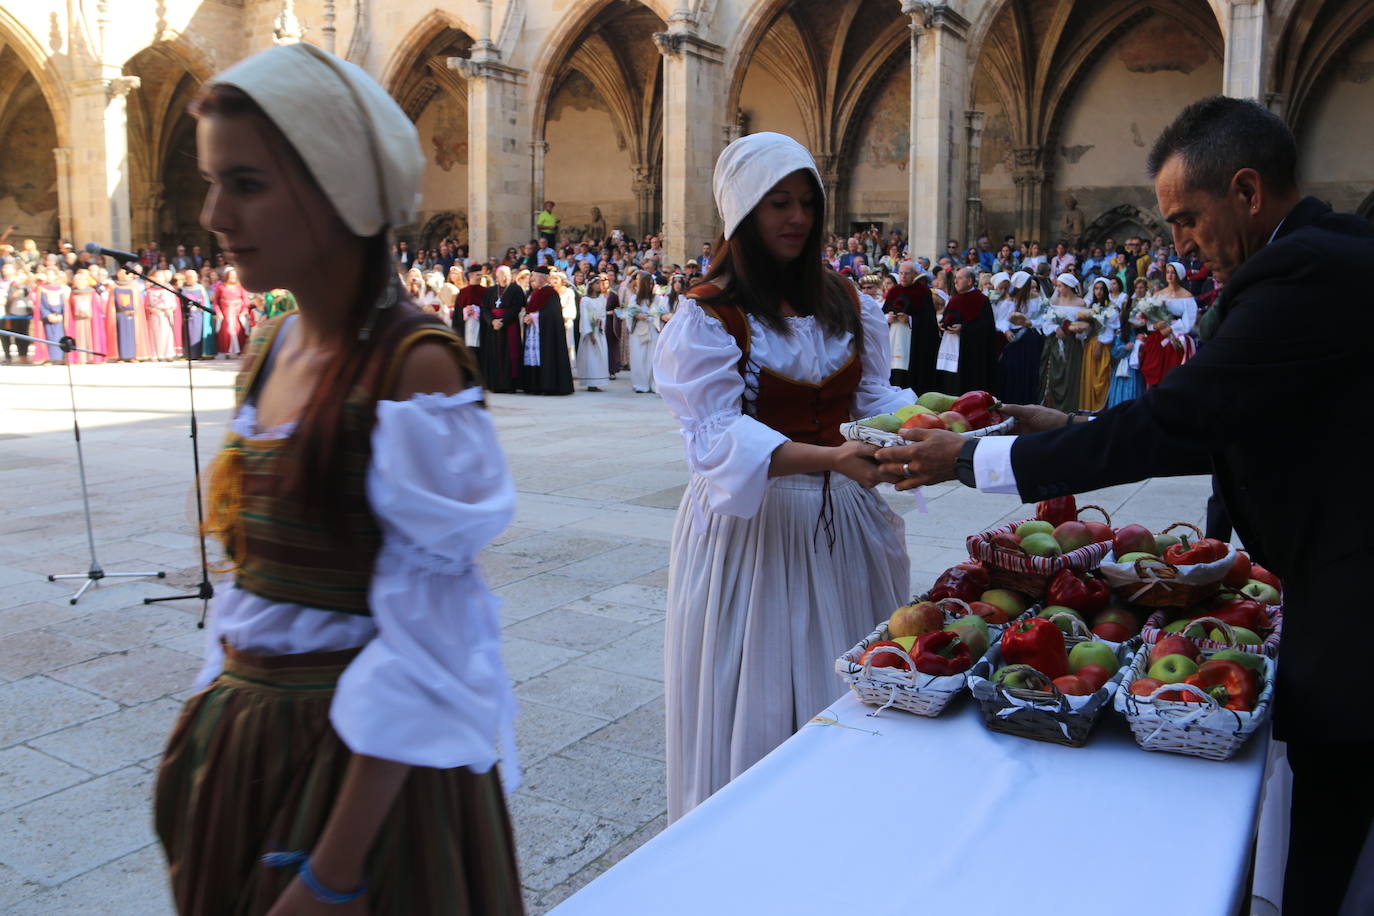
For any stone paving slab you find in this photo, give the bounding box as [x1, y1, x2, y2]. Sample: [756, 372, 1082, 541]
[0, 360, 1224, 914]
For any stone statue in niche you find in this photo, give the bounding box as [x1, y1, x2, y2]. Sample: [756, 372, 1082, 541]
[1062, 194, 1084, 246]
[589, 206, 607, 244]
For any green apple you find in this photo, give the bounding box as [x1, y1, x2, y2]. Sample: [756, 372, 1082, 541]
[1146, 654, 1199, 684]
[894, 404, 935, 422]
[1119, 551, 1161, 563]
[1163, 618, 1208, 639]
[892, 635, 918, 654]
[1210, 626, 1261, 646]
[993, 664, 1051, 691]
[980, 588, 1027, 618]
[1021, 533, 1063, 558]
[1014, 520, 1055, 538]
[862, 414, 903, 433]
[1211, 649, 1266, 671]
[1068, 641, 1119, 677]
[1038, 605, 1081, 635]
[945, 617, 989, 659]
[916, 391, 957, 413]
[1153, 534, 1181, 553]
[1241, 580, 1281, 605]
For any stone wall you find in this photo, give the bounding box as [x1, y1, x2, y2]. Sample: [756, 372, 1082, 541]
[847, 63, 909, 234]
[0, 82, 59, 248]
[1297, 32, 1374, 215]
[543, 71, 639, 241]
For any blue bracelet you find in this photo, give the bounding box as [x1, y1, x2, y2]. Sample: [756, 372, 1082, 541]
[261, 850, 368, 905]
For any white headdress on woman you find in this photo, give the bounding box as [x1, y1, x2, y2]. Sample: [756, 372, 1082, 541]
[1010, 270, 1032, 290]
[1169, 261, 1187, 283]
[991, 271, 1010, 288]
[1056, 272, 1080, 291]
[210, 43, 423, 237]
[713, 132, 822, 240]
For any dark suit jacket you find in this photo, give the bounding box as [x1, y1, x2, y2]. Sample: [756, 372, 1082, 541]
[1008, 197, 1374, 743]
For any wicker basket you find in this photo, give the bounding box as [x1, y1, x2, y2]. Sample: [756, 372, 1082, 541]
[1141, 606, 1283, 659]
[1113, 648, 1274, 761]
[1097, 524, 1235, 609]
[840, 414, 1015, 449]
[967, 640, 1135, 747]
[966, 516, 1112, 596]
[835, 607, 1027, 718]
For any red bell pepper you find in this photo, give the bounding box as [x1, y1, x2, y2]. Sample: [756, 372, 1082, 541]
[913, 631, 973, 676]
[999, 617, 1069, 680]
[1182, 659, 1259, 711]
[1046, 568, 1110, 614]
[930, 561, 990, 605]
[1035, 495, 1078, 528]
[1195, 597, 1265, 632]
[1163, 536, 1229, 566]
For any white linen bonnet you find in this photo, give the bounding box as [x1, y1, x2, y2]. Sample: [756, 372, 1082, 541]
[1169, 261, 1188, 283]
[1056, 272, 1080, 291]
[712, 132, 823, 240]
[1010, 270, 1032, 290]
[209, 43, 424, 238]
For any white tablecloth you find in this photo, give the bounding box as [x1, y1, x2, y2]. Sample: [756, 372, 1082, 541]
[552, 691, 1269, 916]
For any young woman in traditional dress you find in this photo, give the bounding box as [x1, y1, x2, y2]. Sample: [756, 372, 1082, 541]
[1037, 273, 1086, 410]
[575, 276, 610, 391]
[213, 266, 251, 356]
[146, 269, 180, 361]
[155, 43, 524, 915]
[654, 132, 911, 821]
[64, 269, 104, 364]
[621, 271, 662, 393]
[34, 267, 69, 365]
[1106, 312, 1145, 408]
[180, 270, 218, 359]
[994, 270, 1044, 404]
[1078, 277, 1117, 411]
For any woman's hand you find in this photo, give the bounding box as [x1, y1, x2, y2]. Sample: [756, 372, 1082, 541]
[492, 318, 503, 330]
[830, 440, 900, 488]
[265, 876, 368, 916]
[946, 324, 962, 334]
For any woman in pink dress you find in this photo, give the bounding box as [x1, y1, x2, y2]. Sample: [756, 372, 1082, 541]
[64, 270, 106, 364]
[213, 266, 251, 356]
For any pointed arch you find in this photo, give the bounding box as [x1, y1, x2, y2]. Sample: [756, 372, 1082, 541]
[0, 8, 69, 147]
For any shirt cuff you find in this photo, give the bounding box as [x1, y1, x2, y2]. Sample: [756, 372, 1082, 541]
[973, 434, 1020, 494]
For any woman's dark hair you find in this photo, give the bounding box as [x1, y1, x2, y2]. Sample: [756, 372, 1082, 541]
[698, 169, 861, 351]
[192, 83, 455, 528]
[1089, 279, 1109, 304]
[1147, 96, 1297, 196]
[1011, 280, 1036, 310]
[634, 272, 654, 305]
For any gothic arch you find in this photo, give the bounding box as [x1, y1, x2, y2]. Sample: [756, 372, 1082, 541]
[0, 9, 70, 147]
[1081, 203, 1166, 244]
[1269, 0, 1374, 129]
[123, 43, 206, 249]
[381, 8, 477, 115]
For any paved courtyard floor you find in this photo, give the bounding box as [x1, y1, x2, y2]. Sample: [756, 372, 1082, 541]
[0, 357, 1216, 914]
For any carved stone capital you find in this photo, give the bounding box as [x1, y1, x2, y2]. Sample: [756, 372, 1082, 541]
[965, 109, 985, 134]
[652, 28, 723, 62]
[106, 76, 141, 102]
[448, 56, 525, 85]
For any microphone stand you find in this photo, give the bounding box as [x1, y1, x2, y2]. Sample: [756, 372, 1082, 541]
[0, 327, 167, 604]
[92, 256, 220, 625]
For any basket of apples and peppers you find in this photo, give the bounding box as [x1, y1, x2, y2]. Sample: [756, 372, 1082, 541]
[841, 390, 1014, 449]
[1113, 630, 1273, 761]
[1138, 549, 1283, 658]
[967, 615, 1136, 747]
[835, 561, 1035, 717]
[1096, 522, 1238, 609]
[965, 495, 1114, 596]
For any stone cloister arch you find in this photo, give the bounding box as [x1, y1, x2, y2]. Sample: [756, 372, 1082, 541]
[724, 0, 909, 234]
[0, 14, 71, 249]
[968, 0, 1223, 247]
[384, 13, 475, 249]
[534, 0, 667, 242]
[123, 43, 209, 253]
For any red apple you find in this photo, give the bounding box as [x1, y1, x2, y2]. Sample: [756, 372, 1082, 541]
[1091, 608, 1138, 633]
[1129, 676, 1165, 698]
[1222, 550, 1252, 589]
[966, 600, 1013, 625]
[887, 601, 943, 639]
[1149, 633, 1202, 666]
[1053, 521, 1093, 552]
[1112, 524, 1157, 559]
[989, 532, 1023, 551]
[860, 641, 910, 669]
[1091, 621, 1133, 643]
[1074, 664, 1113, 692]
[901, 413, 947, 431]
[938, 411, 969, 433]
[1053, 675, 1093, 696]
[1081, 522, 1112, 543]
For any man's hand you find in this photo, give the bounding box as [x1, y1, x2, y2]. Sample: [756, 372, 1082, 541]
[874, 428, 964, 490]
[999, 403, 1069, 433]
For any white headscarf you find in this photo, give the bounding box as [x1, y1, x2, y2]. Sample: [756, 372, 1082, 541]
[712, 132, 823, 240]
[1056, 272, 1080, 291]
[210, 43, 423, 237]
[1169, 261, 1187, 283]
[1010, 270, 1032, 290]
[990, 270, 1010, 289]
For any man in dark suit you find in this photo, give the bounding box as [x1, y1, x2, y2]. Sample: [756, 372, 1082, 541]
[875, 96, 1374, 916]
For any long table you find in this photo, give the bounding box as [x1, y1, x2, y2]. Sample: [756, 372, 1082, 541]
[552, 690, 1269, 916]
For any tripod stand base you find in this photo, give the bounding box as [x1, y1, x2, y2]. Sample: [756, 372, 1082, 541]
[49, 565, 166, 605]
[144, 578, 214, 606]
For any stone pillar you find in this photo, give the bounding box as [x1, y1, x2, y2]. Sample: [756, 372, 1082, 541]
[964, 109, 985, 244]
[53, 148, 75, 245]
[1222, 0, 1268, 101]
[654, 13, 725, 266]
[68, 75, 139, 252]
[451, 52, 529, 261]
[904, 2, 970, 261]
[632, 165, 655, 239]
[1012, 146, 1046, 244]
[530, 139, 549, 236]
[134, 181, 164, 251]
[815, 154, 848, 236]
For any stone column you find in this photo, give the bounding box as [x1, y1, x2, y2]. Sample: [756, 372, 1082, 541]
[904, 2, 970, 261]
[654, 13, 725, 266]
[1222, 0, 1268, 101]
[68, 75, 140, 252]
[451, 52, 529, 261]
[815, 154, 848, 236]
[964, 109, 985, 244]
[530, 139, 549, 236]
[632, 164, 655, 239]
[1012, 146, 1046, 244]
[134, 181, 164, 251]
[53, 148, 75, 245]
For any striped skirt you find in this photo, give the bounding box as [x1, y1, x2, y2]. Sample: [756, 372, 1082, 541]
[155, 645, 524, 915]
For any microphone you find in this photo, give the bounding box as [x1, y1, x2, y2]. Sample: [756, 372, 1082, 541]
[84, 242, 142, 264]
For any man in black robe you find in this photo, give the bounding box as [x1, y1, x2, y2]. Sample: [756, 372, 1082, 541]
[479, 265, 523, 393]
[519, 266, 574, 395]
[884, 260, 940, 393]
